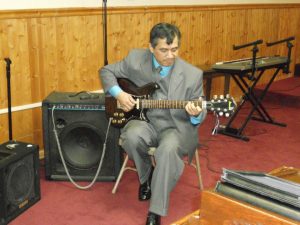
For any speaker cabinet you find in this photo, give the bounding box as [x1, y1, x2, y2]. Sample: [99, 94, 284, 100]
[42, 91, 122, 181]
[0, 141, 40, 225]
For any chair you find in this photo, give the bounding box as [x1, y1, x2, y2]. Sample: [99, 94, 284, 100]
[112, 140, 203, 194]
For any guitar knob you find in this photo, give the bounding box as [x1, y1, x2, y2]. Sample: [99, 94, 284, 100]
[213, 95, 218, 99]
[117, 120, 123, 124]
[220, 95, 224, 99]
[119, 112, 124, 117]
[113, 112, 119, 117]
[219, 112, 224, 116]
[226, 94, 230, 99]
[225, 113, 230, 117]
[112, 119, 117, 124]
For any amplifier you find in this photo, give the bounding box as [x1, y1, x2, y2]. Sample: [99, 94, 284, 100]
[42, 91, 122, 181]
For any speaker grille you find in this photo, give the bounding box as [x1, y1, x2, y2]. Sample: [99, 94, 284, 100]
[60, 123, 103, 170]
[0, 141, 40, 225]
[6, 154, 34, 207]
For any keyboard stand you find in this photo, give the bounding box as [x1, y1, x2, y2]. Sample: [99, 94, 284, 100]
[214, 57, 288, 141]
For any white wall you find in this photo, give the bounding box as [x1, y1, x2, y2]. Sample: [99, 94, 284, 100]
[1, 0, 300, 10]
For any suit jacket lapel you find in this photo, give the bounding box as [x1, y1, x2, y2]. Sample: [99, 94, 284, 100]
[168, 58, 184, 99]
[140, 50, 154, 82]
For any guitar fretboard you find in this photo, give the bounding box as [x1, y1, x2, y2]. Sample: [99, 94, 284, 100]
[140, 100, 202, 109]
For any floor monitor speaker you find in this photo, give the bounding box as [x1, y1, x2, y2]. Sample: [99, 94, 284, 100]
[42, 91, 122, 181]
[0, 141, 40, 225]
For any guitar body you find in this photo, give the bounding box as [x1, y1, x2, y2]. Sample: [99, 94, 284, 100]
[105, 79, 160, 128]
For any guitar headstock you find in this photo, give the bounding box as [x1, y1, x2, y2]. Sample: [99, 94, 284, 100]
[206, 94, 237, 117]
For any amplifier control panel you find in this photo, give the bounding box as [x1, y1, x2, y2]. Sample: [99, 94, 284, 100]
[49, 104, 105, 111]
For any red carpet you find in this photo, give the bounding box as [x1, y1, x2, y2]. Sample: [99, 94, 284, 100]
[9, 77, 300, 225]
[254, 76, 300, 108]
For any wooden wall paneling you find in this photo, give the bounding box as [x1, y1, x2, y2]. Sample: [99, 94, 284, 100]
[223, 9, 249, 98]
[190, 11, 213, 66]
[168, 11, 192, 62]
[73, 15, 103, 93]
[0, 19, 8, 142]
[189, 10, 213, 98]
[63, 16, 82, 91]
[107, 13, 122, 63]
[87, 14, 104, 91]
[6, 19, 31, 106]
[31, 108, 43, 148]
[26, 18, 43, 147]
[0, 20, 8, 109]
[38, 17, 55, 98]
[42, 16, 61, 95]
[27, 18, 42, 102]
[12, 110, 33, 143]
[210, 9, 248, 97]
[277, 8, 299, 73]
[245, 8, 282, 84]
[0, 18, 37, 143]
[119, 13, 148, 56]
[96, 13, 104, 89]
[0, 114, 8, 142]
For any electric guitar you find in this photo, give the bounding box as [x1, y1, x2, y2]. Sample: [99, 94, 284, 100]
[105, 78, 236, 128]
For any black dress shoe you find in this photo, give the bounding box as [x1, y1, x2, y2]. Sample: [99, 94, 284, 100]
[138, 167, 154, 201]
[146, 212, 161, 225]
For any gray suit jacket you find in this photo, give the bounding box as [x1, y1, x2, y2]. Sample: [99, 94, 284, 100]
[99, 49, 206, 161]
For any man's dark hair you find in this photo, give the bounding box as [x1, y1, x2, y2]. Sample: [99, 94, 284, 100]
[150, 23, 181, 48]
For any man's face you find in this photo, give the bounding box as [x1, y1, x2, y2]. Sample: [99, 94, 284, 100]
[149, 36, 179, 67]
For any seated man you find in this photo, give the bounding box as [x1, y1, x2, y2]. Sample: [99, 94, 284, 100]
[99, 22, 206, 225]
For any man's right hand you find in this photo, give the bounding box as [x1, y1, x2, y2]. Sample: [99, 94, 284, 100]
[116, 91, 136, 112]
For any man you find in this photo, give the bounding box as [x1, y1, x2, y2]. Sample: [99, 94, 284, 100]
[99, 23, 206, 225]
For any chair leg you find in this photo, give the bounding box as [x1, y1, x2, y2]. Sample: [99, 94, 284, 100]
[112, 148, 203, 193]
[194, 150, 203, 190]
[112, 154, 136, 194]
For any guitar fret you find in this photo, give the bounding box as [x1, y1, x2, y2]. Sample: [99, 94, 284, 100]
[141, 99, 203, 109]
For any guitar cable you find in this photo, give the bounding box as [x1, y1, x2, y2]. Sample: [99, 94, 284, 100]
[211, 113, 220, 135]
[51, 106, 112, 190]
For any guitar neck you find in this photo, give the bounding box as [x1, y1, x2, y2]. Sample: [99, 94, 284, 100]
[139, 99, 202, 109]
